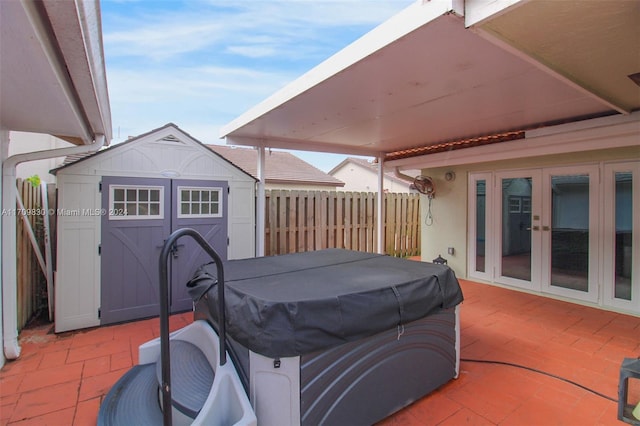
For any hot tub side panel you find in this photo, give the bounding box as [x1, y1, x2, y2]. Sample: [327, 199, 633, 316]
[299, 307, 458, 426]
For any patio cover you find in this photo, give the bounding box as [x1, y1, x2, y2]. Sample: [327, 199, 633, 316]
[220, 0, 639, 159]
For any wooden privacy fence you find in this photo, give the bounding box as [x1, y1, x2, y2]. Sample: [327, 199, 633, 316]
[15, 178, 56, 331]
[265, 190, 420, 257]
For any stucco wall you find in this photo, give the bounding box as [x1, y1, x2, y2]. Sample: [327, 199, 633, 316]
[332, 162, 413, 192]
[8, 132, 69, 183]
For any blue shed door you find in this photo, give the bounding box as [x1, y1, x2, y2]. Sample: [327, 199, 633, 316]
[170, 179, 228, 312]
[100, 176, 228, 325]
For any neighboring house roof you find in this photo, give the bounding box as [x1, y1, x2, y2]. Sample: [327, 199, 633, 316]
[329, 157, 420, 188]
[207, 145, 344, 187]
[51, 123, 253, 180]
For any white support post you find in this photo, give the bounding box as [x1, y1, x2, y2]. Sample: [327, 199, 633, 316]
[0, 130, 7, 368]
[256, 146, 266, 257]
[377, 155, 385, 254]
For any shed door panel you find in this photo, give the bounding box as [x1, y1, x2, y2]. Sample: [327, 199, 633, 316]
[170, 179, 228, 312]
[100, 177, 229, 325]
[100, 177, 170, 324]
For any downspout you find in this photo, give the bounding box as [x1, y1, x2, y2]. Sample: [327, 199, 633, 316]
[2, 134, 105, 360]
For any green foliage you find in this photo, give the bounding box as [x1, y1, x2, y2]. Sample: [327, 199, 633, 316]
[26, 175, 41, 187]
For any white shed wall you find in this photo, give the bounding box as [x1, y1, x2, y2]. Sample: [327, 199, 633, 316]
[55, 126, 256, 332]
[54, 174, 102, 332]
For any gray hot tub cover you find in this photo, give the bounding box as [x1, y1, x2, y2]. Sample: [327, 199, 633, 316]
[188, 248, 463, 358]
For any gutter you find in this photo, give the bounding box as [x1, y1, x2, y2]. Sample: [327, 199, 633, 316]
[2, 134, 105, 360]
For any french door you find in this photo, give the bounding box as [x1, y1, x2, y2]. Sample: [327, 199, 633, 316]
[539, 166, 599, 303]
[494, 170, 542, 292]
[470, 165, 602, 304]
[602, 162, 639, 312]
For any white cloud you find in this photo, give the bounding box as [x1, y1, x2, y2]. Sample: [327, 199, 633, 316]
[101, 0, 414, 164]
[103, 1, 414, 62]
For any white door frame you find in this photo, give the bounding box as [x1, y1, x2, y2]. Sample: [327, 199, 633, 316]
[602, 161, 640, 312]
[540, 165, 599, 303]
[468, 161, 639, 313]
[467, 173, 493, 283]
[493, 169, 542, 292]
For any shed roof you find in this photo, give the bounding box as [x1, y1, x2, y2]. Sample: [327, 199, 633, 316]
[207, 145, 344, 187]
[52, 123, 253, 180]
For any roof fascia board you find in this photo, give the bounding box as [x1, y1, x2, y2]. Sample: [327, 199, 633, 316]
[225, 136, 384, 157]
[220, 0, 457, 138]
[22, 1, 94, 144]
[45, 0, 112, 142]
[464, 0, 529, 28]
[524, 110, 640, 139]
[385, 112, 640, 170]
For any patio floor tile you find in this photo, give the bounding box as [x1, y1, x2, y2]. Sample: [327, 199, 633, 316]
[1, 281, 636, 425]
[73, 397, 100, 426]
[17, 363, 83, 393]
[9, 407, 75, 426]
[10, 381, 79, 422]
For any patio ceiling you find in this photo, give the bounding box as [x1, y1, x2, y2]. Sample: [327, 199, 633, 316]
[0, 0, 111, 145]
[220, 0, 639, 158]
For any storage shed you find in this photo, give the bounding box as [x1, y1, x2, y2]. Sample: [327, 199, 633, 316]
[52, 123, 256, 332]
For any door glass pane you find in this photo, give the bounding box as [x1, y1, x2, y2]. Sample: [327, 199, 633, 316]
[615, 172, 633, 300]
[177, 187, 222, 217]
[502, 178, 532, 281]
[113, 188, 124, 202]
[550, 174, 589, 291]
[109, 186, 163, 219]
[476, 180, 486, 273]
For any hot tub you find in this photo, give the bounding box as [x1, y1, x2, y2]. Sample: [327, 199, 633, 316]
[188, 248, 463, 426]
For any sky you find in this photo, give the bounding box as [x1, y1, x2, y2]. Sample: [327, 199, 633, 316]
[100, 0, 415, 172]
